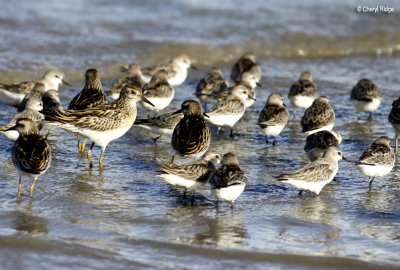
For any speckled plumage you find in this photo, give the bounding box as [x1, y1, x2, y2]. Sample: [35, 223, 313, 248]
[288, 71, 317, 112]
[171, 100, 211, 160]
[109, 63, 143, 100]
[195, 68, 228, 105]
[230, 53, 261, 84]
[301, 96, 335, 135]
[140, 70, 174, 112]
[350, 78, 381, 119]
[304, 130, 342, 161]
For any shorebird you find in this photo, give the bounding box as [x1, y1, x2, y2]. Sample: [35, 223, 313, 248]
[141, 54, 197, 86]
[0, 91, 44, 141]
[301, 96, 335, 135]
[288, 71, 317, 117]
[108, 63, 143, 100]
[5, 118, 52, 198]
[155, 150, 222, 204]
[389, 97, 400, 154]
[44, 85, 154, 168]
[257, 93, 289, 145]
[355, 136, 395, 189]
[276, 146, 344, 195]
[206, 85, 250, 137]
[171, 100, 211, 164]
[304, 130, 343, 161]
[195, 67, 228, 110]
[210, 152, 248, 207]
[350, 78, 382, 120]
[134, 111, 183, 143]
[230, 52, 261, 84]
[140, 70, 174, 113]
[67, 68, 107, 153]
[0, 69, 70, 104]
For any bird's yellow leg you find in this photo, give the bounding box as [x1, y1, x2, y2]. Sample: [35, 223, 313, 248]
[99, 149, 105, 168]
[17, 176, 22, 199]
[30, 177, 38, 197]
[80, 138, 87, 153]
[87, 142, 95, 168]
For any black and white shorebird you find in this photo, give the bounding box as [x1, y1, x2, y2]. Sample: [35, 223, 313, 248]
[0, 69, 70, 104]
[109, 63, 143, 100]
[350, 78, 382, 120]
[206, 85, 251, 137]
[195, 67, 229, 110]
[355, 136, 395, 189]
[288, 71, 317, 116]
[155, 150, 222, 204]
[257, 93, 289, 145]
[67, 68, 107, 154]
[210, 152, 248, 207]
[5, 118, 52, 198]
[0, 90, 44, 141]
[301, 96, 335, 135]
[388, 97, 400, 155]
[45, 85, 154, 168]
[140, 70, 174, 113]
[276, 146, 345, 195]
[171, 100, 211, 164]
[304, 130, 343, 161]
[134, 111, 184, 143]
[230, 52, 261, 84]
[141, 54, 197, 86]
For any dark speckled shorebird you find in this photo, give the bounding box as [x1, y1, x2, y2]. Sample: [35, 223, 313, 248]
[171, 100, 211, 165]
[388, 97, 400, 155]
[301, 96, 335, 136]
[356, 136, 395, 189]
[195, 67, 228, 110]
[67, 68, 107, 153]
[304, 130, 343, 161]
[257, 93, 289, 145]
[288, 71, 317, 117]
[230, 52, 261, 84]
[45, 85, 154, 169]
[109, 63, 144, 100]
[350, 78, 382, 120]
[5, 118, 52, 198]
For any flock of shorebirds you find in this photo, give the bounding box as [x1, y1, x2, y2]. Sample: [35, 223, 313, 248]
[0, 53, 399, 206]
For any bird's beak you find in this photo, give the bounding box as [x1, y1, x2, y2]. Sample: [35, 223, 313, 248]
[191, 65, 198, 71]
[342, 157, 357, 163]
[142, 96, 155, 107]
[203, 112, 210, 118]
[62, 79, 72, 87]
[4, 125, 17, 132]
[283, 103, 287, 107]
[172, 108, 183, 115]
[256, 82, 262, 87]
[249, 96, 256, 101]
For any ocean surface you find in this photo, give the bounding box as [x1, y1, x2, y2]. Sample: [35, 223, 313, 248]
[1, 0, 400, 269]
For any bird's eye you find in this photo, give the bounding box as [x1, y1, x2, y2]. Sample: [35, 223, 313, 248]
[130, 90, 136, 95]
[338, 152, 341, 155]
[55, 75, 60, 78]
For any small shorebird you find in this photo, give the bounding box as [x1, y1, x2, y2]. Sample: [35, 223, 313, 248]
[206, 85, 250, 137]
[276, 146, 344, 195]
[288, 71, 317, 116]
[257, 93, 289, 145]
[304, 130, 343, 161]
[389, 97, 400, 154]
[14, 82, 47, 112]
[41, 89, 63, 114]
[5, 118, 52, 198]
[155, 150, 222, 204]
[355, 136, 395, 189]
[210, 152, 248, 207]
[195, 67, 228, 110]
[140, 70, 174, 113]
[350, 78, 382, 120]
[141, 54, 197, 86]
[0, 69, 70, 104]
[171, 100, 211, 164]
[301, 96, 335, 135]
[109, 63, 143, 100]
[0, 91, 44, 141]
[134, 111, 183, 143]
[45, 85, 154, 168]
[67, 68, 107, 153]
[230, 52, 261, 84]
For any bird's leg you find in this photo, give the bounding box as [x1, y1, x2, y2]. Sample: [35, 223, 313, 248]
[30, 176, 38, 197]
[87, 142, 95, 168]
[191, 191, 195, 206]
[265, 136, 269, 145]
[230, 128, 234, 138]
[395, 136, 398, 155]
[367, 112, 372, 121]
[153, 135, 162, 144]
[183, 188, 187, 198]
[80, 138, 87, 153]
[368, 176, 375, 189]
[17, 176, 22, 199]
[298, 190, 303, 195]
[272, 137, 277, 146]
[99, 147, 105, 169]
[217, 127, 221, 137]
[169, 156, 175, 167]
[77, 136, 81, 152]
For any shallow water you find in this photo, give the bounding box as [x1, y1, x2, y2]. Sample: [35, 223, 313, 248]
[1, 1, 400, 269]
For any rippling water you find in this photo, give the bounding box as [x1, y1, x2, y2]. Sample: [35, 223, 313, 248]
[1, 0, 400, 269]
